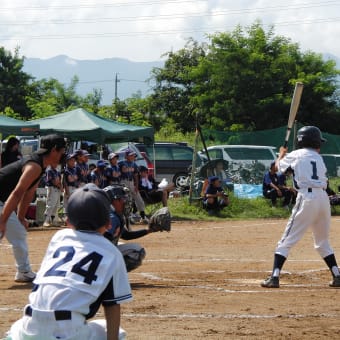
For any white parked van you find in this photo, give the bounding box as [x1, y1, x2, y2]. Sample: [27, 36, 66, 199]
[199, 145, 277, 170]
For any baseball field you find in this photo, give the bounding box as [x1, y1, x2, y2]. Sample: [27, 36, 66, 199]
[1, 218, 340, 339]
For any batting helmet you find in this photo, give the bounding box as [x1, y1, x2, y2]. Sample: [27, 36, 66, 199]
[296, 126, 326, 149]
[103, 185, 127, 201]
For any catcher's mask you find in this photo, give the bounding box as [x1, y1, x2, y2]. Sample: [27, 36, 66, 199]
[103, 185, 128, 202]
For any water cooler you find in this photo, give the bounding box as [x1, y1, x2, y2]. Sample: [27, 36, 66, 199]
[35, 188, 47, 225]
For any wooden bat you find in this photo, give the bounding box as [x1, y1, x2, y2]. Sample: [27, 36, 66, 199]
[284, 82, 304, 147]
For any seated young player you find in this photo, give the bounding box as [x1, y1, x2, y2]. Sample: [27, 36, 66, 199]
[6, 183, 132, 340]
[263, 161, 292, 207]
[138, 166, 174, 207]
[203, 176, 230, 215]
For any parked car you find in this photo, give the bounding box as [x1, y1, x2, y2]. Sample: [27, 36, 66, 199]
[198, 145, 277, 169]
[134, 142, 204, 188]
[198, 145, 277, 184]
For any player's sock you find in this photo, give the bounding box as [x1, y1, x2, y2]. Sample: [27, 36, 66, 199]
[272, 253, 286, 277]
[323, 254, 340, 277]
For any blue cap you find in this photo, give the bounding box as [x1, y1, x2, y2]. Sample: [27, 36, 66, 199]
[208, 176, 219, 184]
[66, 152, 76, 160]
[67, 183, 111, 230]
[75, 149, 91, 157]
[97, 160, 106, 168]
[125, 149, 136, 157]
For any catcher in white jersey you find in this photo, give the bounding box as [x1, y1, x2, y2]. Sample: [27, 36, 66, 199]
[261, 126, 340, 288]
[6, 183, 132, 340]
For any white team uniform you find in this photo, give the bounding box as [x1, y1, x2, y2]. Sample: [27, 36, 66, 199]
[44, 186, 61, 220]
[275, 148, 334, 258]
[7, 229, 132, 340]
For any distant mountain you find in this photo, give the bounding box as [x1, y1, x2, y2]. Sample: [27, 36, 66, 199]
[23, 53, 339, 106]
[23, 55, 164, 105]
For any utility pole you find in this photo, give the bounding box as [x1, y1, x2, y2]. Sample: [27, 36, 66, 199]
[114, 73, 120, 101]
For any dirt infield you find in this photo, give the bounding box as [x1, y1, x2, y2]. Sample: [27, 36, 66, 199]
[2, 218, 340, 339]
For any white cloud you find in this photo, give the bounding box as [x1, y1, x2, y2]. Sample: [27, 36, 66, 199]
[0, 0, 340, 61]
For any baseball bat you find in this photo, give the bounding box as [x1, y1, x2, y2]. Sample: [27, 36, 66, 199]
[284, 82, 304, 147]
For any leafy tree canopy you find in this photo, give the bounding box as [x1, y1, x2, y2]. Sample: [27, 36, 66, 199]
[150, 22, 340, 133]
[0, 47, 32, 119]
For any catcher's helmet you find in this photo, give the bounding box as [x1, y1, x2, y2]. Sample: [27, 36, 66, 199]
[296, 126, 326, 149]
[103, 185, 127, 201]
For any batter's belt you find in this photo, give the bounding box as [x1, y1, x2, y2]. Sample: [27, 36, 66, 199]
[24, 305, 76, 321]
[307, 187, 325, 192]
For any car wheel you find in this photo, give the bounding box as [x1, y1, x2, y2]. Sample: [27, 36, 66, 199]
[173, 172, 189, 189]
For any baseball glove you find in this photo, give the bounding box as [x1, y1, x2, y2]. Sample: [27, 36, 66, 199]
[148, 207, 171, 232]
[118, 243, 146, 272]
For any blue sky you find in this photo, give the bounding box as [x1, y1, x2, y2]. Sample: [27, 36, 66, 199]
[1, 0, 340, 61]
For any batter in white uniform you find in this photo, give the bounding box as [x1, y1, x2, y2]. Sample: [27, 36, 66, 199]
[6, 183, 132, 340]
[261, 126, 340, 288]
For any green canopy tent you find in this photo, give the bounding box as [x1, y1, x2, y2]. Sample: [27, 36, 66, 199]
[0, 114, 40, 138]
[30, 108, 154, 144]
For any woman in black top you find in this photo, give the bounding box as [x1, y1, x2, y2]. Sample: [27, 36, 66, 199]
[1, 137, 22, 167]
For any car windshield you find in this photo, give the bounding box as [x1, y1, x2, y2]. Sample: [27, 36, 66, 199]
[144, 145, 193, 161]
[224, 147, 274, 160]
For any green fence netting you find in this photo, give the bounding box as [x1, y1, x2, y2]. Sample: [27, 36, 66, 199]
[201, 124, 340, 154]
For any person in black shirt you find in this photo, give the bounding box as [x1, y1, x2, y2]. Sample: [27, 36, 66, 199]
[0, 134, 66, 282]
[1, 137, 22, 167]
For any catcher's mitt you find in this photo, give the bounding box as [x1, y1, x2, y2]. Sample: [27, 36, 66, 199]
[118, 243, 146, 272]
[148, 207, 171, 232]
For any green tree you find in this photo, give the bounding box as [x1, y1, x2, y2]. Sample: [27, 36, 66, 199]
[81, 88, 103, 114]
[0, 47, 32, 119]
[150, 38, 207, 132]
[151, 22, 340, 133]
[27, 76, 101, 118]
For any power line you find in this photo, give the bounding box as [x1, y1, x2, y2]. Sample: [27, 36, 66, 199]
[77, 78, 149, 85]
[0, 0, 207, 11]
[1, 1, 340, 25]
[1, 17, 340, 41]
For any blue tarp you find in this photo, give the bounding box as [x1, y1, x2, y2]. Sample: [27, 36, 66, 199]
[233, 184, 263, 199]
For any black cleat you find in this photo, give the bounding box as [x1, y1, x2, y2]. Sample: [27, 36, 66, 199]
[261, 276, 280, 288]
[329, 276, 340, 288]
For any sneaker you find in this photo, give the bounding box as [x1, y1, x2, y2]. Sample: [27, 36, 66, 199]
[140, 217, 149, 225]
[261, 276, 280, 288]
[15, 271, 36, 283]
[119, 327, 127, 340]
[43, 218, 51, 227]
[329, 276, 340, 287]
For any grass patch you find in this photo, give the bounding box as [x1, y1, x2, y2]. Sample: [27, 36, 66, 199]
[155, 193, 291, 221]
[146, 176, 340, 221]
